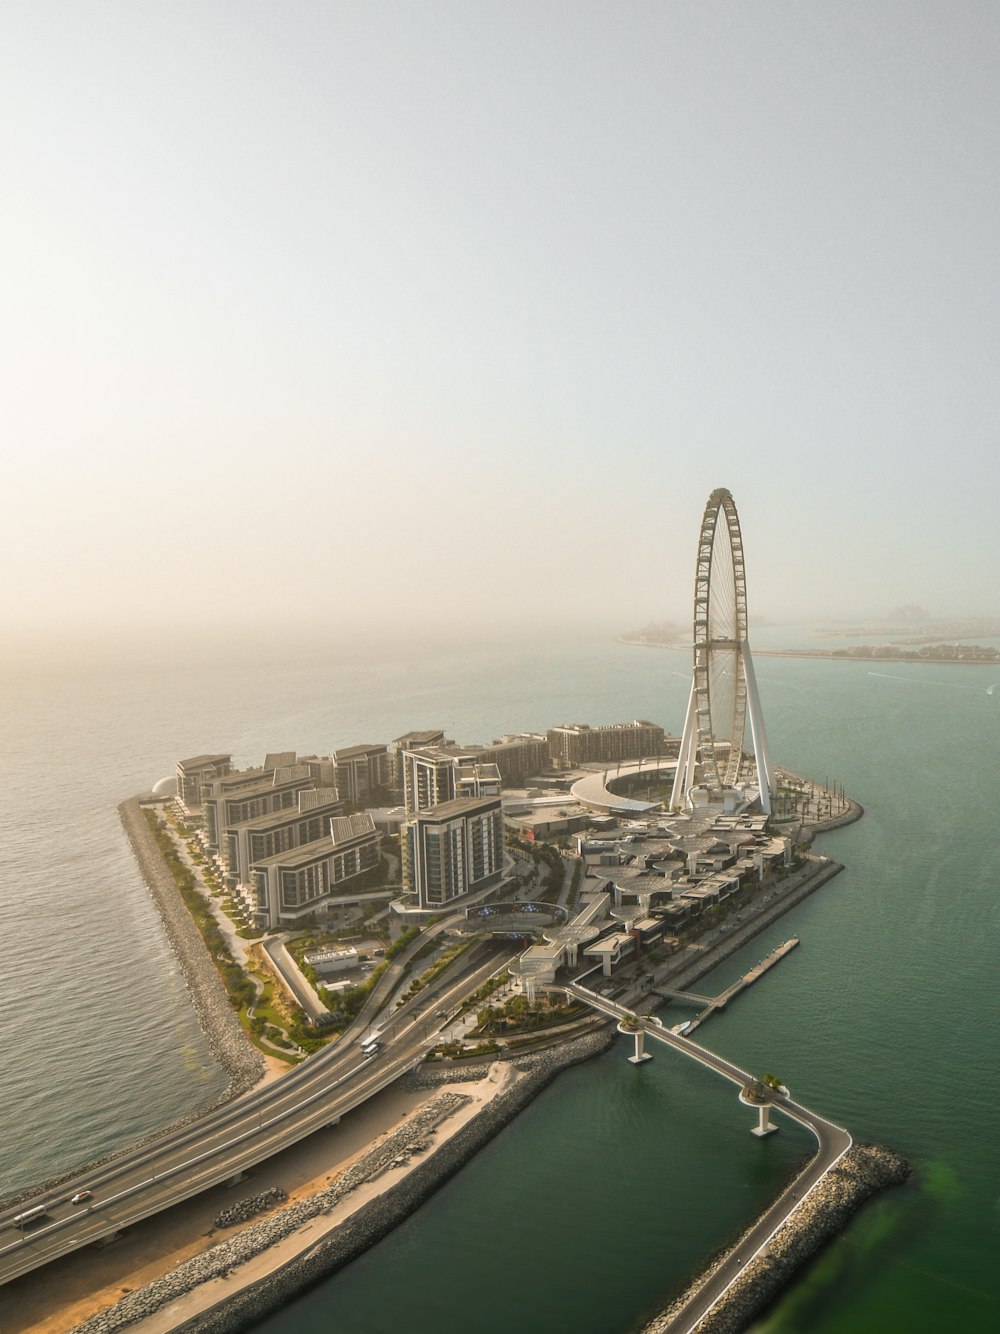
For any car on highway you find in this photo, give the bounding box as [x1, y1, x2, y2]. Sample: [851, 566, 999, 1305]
[70, 1191, 93, 1205]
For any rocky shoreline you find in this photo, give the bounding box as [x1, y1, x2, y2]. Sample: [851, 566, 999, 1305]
[641, 1143, 912, 1333]
[24, 787, 900, 1334]
[71, 1030, 615, 1334]
[117, 797, 264, 1101]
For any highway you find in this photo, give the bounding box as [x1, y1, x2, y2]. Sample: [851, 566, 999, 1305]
[0, 940, 517, 1287]
[566, 979, 852, 1334]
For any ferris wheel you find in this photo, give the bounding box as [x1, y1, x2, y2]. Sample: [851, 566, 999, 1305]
[693, 488, 749, 788]
[671, 487, 773, 812]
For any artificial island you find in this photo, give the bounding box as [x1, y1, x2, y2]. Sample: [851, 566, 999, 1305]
[0, 489, 909, 1334]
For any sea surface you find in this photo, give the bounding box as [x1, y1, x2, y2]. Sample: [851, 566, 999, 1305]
[2, 631, 999, 1332]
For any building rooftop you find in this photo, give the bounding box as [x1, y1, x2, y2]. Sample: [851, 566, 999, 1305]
[330, 813, 378, 845]
[177, 753, 230, 770]
[410, 794, 502, 822]
[263, 752, 297, 769]
[251, 835, 337, 869]
[228, 789, 341, 831]
[334, 743, 387, 760]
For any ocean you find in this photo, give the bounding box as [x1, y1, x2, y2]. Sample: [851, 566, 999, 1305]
[2, 632, 998, 1332]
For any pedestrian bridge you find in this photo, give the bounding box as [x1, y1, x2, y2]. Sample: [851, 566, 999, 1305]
[564, 975, 853, 1333]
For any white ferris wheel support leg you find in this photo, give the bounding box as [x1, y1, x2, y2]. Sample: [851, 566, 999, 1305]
[742, 642, 773, 815]
[671, 678, 699, 810]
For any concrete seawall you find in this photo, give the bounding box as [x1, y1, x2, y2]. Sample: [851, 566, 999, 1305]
[642, 1143, 911, 1333]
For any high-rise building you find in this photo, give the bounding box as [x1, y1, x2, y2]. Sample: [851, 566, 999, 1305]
[201, 762, 316, 854]
[402, 795, 504, 909]
[401, 746, 502, 814]
[390, 730, 446, 794]
[223, 787, 343, 885]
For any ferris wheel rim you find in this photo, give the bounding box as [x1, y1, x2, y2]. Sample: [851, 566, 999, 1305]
[692, 488, 749, 788]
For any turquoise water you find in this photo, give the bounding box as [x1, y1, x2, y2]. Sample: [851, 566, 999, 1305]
[254, 651, 1000, 1333]
[2, 635, 999, 1330]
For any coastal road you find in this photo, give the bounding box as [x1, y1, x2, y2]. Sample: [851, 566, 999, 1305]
[566, 981, 852, 1334]
[0, 944, 517, 1287]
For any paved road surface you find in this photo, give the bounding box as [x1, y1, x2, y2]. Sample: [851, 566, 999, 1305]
[0, 944, 516, 1286]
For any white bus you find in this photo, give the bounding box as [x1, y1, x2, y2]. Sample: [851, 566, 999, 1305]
[361, 1038, 380, 1058]
[13, 1204, 48, 1229]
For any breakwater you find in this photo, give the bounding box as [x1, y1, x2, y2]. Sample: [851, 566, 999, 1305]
[71, 1030, 615, 1334]
[642, 1143, 911, 1333]
[117, 798, 263, 1099]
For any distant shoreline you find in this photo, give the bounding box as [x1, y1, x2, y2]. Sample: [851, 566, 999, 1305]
[618, 636, 1000, 667]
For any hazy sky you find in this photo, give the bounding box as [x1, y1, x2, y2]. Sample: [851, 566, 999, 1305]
[4, 1, 1000, 645]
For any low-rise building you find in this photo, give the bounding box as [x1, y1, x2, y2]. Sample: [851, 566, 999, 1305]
[175, 754, 231, 812]
[547, 720, 666, 769]
[333, 744, 390, 804]
[223, 787, 343, 886]
[249, 812, 382, 929]
[302, 945, 359, 976]
[583, 930, 638, 976]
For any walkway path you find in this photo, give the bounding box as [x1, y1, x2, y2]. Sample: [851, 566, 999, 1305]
[567, 979, 852, 1334]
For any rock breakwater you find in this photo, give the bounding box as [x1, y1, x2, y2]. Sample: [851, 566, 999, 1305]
[72, 1028, 614, 1334]
[118, 797, 263, 1100]
[215, 1189, 288, 1230]
[642, 1142, 911, 1334]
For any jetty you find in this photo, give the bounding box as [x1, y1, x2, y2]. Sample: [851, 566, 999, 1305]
[654, 938, 799, 1034]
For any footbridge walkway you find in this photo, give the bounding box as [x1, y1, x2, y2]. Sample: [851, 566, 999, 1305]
[565, 976, 852, 1334]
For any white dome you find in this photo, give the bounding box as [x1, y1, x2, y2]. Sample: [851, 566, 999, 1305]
[152, 776, 177, 797]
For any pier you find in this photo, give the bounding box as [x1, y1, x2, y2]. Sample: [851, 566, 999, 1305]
[654, 938, 799, 1033]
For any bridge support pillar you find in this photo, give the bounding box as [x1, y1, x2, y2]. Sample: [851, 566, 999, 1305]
[618, 1023, 652, 1064]
[226, 1171, 248, 1187]
[750, 1103, 778, 1137]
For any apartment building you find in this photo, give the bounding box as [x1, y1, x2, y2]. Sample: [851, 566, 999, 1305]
[390, 730, 446, 793]
[402, 795, 504, 909]
[546, 720, 666, 768]
[223, 787, 343, 885]
[201, 761, 316, 855]
[469, 733, 550, 785]
[175, 754, 232, 812]
[249, 812, 381, 929]
[333, 744, 391, 804]
[402, 746, 501, 814]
